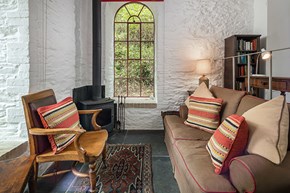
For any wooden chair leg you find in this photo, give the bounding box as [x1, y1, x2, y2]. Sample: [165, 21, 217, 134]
[88, 161, 97, 193]
[102, 145, 107, 168]
[28, 166, 36, 193]
[33, 162, 38, 184]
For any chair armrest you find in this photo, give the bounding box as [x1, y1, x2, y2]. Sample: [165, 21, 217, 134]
[229, 154, 290, 193]
[179, 105, 188, 120]
[78, 109, 102, 131]
[29, 127, 85, 135]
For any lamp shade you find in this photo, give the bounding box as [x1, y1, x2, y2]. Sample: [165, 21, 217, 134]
[196, 59, 211, 75]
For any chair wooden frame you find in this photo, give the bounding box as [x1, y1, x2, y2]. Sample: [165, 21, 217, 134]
[22, 89, 108, 193]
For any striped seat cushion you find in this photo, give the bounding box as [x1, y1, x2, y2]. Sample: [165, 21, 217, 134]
[37, 97, 80, 154]
[184, 96, 223, 133]
[206, 114, 249, 174]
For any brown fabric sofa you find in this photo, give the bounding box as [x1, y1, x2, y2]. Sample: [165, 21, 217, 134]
[163, 86, 290, 193]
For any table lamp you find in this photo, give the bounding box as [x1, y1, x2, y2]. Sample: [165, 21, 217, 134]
[196, 59, 211, 88]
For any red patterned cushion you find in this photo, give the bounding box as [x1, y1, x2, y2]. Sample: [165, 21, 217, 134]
[37, 97, 80, 154]
[206, 114, 249, 174]
[184, 96, 223, 133]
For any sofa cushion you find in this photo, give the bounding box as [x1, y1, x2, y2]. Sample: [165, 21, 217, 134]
[236, 95, 266, 115]
[229, 154, 290, 193]
[185, 82, 214, 107]
[243, 96, 289, 164]
[37, 97, 79, 154]
[185, 96, 223, 133]
[210, 86, 246, 122]
[173, 140, 236, 193]
[206, 114, 249, 174]
[237, 95, 290, 151]
[164, 115, 212, 144]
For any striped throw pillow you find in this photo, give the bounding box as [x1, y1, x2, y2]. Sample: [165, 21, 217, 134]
[37, 97, 80, 154]
[206, 114, 249, 174]
[184, 96, 223, 133]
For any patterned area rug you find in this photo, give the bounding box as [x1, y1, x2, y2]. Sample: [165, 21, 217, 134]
[67, 144, 153, 193]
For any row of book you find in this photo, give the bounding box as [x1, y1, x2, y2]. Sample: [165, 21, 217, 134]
[238, 65, 256, 76]
[237, 39, 258, 51]
[235, 81, 246, 91]
[235, 82, 258, 96]
[237, 52, 256, 64]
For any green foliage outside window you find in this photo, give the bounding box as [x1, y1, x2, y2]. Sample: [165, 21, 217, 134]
[114, 3, 155, 97]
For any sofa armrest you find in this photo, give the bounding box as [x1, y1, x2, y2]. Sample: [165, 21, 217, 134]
[161, 111, 179, 119]
[179, 105, 188, 120]
[229, 154, 290, 193]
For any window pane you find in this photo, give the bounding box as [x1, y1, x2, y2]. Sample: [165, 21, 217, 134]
[115, 78, 127, 96]
[141, 42, 154, 59]
[128, 79, 140, 97]
[115, 7, 130, 22]
[129, 24, 140, 41]
[141, 23, 154, 41]
[139, 7, 154, 22]
[128, 16, 140, 23]
[115, 42, 127, 59]
[129, 42, 140, 59]
[125, 3, 143, 16]
[141, 60, 153, 79]
[141, 79, 154, 96]
[115, 60, 127, 78]
[128, 60, 140, 78]
[115, 23, 127, 41]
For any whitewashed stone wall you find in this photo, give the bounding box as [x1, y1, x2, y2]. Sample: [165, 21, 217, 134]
[0, 0, 29, 141]
[29, 0, 76, 101]
[99, 0, 254, 130]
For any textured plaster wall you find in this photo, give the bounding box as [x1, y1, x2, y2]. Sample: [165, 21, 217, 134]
[99, 0, 254, 130]
[0, 0, 29, 141]
[29, 0, 76, 100]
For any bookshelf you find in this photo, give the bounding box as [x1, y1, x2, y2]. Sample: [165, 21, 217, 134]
[224, 35, 261, 91]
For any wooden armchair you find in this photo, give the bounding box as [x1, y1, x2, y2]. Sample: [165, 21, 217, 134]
[22, 89, 108, 193]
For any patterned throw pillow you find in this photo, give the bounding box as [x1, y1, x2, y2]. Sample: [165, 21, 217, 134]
[184, 96, 223, 133]
[37, 97, 80, 154]
[185, 82, 214, 107]
[206, 114, 249, 174]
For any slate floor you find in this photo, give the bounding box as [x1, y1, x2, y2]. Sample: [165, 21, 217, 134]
[34, 130, 180, 193]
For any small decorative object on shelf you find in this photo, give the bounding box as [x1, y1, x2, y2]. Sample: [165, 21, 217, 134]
[224, 34, 261, 91]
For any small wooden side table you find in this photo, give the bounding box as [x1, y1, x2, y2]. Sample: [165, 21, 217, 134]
[0, 154, 35, 193]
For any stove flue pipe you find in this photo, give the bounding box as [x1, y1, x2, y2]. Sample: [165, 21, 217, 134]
[92, 0, 102, 100]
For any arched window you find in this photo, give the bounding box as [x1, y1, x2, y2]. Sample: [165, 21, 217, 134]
[114, 2, 155, 97]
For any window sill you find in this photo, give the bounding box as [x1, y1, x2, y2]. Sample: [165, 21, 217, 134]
[113, 97, 157, 109]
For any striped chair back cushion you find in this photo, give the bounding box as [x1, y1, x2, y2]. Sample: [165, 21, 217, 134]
[37, 97, 80, 153]
[184, 96, 223, 133]
[206, 114, 248, 174]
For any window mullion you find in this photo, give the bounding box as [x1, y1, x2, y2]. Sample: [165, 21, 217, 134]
[140, 23, 142, 97]
[126, 22, 129, 97]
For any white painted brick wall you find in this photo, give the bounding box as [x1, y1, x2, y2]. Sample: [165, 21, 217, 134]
[28, 0, 254, 133]
[29, 0, 76, 100]
[0, 0, 29, 142]
[99, 0, 254, 130]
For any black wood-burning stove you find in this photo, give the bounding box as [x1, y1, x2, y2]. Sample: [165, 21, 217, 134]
[73, 86, 114, 132]
[73, 0, 114, 132]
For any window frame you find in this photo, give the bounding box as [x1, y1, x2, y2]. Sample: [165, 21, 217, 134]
[114, 2, 155, 98]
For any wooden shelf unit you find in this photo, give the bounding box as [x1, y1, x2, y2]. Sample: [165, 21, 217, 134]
[224, 34, 261, 90]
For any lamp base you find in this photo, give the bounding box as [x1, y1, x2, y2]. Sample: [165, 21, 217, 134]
[199, 75, 209, 88]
